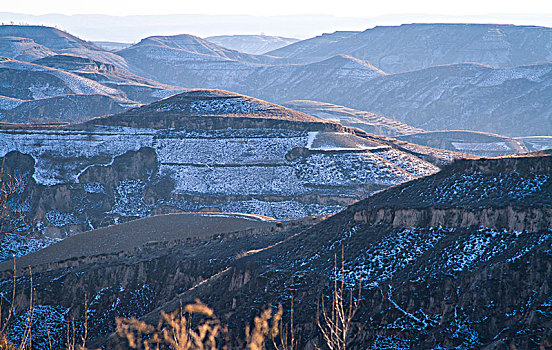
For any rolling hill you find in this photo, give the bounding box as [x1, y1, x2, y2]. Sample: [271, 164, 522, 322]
[33, 54, 183, 103]
[0, 57, 134, 122]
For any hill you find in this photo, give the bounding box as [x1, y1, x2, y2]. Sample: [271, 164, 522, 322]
[0, 212, 323, 349]
[0, 212, 282, 269]
[0, 94, 126, 124]
[34, 54, 183, 103]
[321, 62, 552, 136]
[3, 153, 550, 349]
[0, 25, 128, 68]
[118, 47, 385, 106]
[92, 41, 132, 51]
[0, 57, 135, 122]
[284, 99, 424, 136]
[0, 36, 55, 61]
[0, 90, 456, 239]
[206, 34, 299, 54]
[117, 33, 276, 81]
[88, 88, 344, 130]
[267, 23, 552, 72]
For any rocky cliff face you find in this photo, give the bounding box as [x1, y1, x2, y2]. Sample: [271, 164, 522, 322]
[350, 154, 552, 232]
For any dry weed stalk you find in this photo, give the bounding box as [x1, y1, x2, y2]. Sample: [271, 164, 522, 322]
[317, 248, 361, 350]
[65, 295, 89, 350]
[271, 299, 297, 350]
[245, 305, 282, 350]
[0, 158, 26, 236]
[117, 299, 227, 350]
[0, 261, 35, 350]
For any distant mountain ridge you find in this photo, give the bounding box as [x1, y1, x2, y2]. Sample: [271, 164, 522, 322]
[206, 35, 299, 54]
[267, 23, 552, 72]
[1, 24, 552, 138]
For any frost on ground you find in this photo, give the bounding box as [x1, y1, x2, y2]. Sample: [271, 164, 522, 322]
[0, 235, 60, 261]
[5, 305, 69, 350]
[343, 228, 445, 287]
[1, 125, 440, 245]
[431, 171, 549, 204]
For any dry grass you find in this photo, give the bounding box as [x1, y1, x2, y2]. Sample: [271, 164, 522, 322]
[117, 300, 228, 350]
[116, 300, 300, 350]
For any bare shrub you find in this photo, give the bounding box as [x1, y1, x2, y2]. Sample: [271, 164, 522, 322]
[0, 158, 26, 236]
[317, 249, 362, 350]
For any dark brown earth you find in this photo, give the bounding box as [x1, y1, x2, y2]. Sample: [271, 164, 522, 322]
[0, 213, 283, 272]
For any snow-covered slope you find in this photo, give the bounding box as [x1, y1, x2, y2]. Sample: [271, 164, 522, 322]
[0, 58, 126, 100]
[0, 36, 55, 61]
[0, 90, 450, 239]
[34, 54, 184, 104]
[0, 57, 185, 123]
[0, 25, 129, 69]
[0, 57, 136, 122]
[284, 100, 424, 137]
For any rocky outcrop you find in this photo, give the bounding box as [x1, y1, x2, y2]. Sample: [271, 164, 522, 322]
[353, 206, 552, 233]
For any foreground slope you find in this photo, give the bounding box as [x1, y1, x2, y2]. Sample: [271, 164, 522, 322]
[268, 23, 552, 72]
[3, 153, 549, 349]
[0, 89, 452, 241]
[0, 213, 324, 349]
[134, 152, 552, 349]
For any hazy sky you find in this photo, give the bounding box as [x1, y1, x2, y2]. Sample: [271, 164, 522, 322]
[5, 0, 552, 17]
[1, 0, 551, 41]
